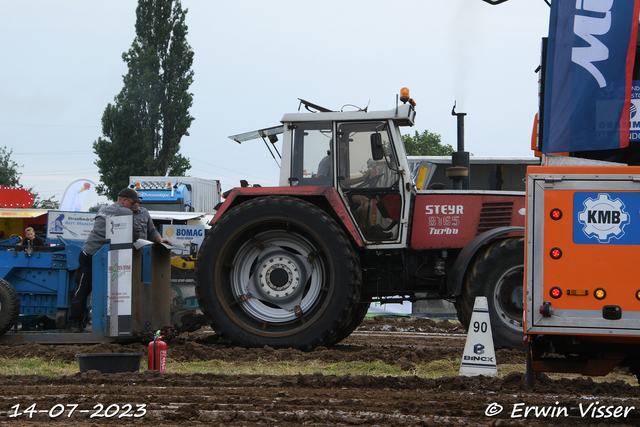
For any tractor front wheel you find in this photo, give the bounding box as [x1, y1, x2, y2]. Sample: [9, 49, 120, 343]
[196, 196, 361, 350]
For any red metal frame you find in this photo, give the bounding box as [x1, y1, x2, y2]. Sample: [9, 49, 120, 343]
[211, 186, 365, 247]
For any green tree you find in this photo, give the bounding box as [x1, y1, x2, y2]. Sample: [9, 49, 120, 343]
[403, 130, 454, 156]
[94, 0, 194, 201]
[32, 196, 58, 209]
[0, 146, 22, 187]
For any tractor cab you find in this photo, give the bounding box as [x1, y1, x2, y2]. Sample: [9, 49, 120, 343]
[228, 91, 417, 244]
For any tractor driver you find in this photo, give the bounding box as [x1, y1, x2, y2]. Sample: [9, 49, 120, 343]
[315, 139, 389, 238]
[315, 139, 371, 186]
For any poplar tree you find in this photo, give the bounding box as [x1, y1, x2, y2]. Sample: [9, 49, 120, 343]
[94, 0, 194, 200]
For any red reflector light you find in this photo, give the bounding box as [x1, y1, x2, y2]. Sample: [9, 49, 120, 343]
[550, 247, 562, 259]
[550, 208, 563, 220]
[540, 301, 554, 316]
[550, 287, 562, 298]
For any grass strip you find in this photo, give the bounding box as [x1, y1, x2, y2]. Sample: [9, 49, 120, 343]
[0, 357, 635, 385]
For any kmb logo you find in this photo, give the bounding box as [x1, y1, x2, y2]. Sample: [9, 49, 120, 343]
[578, 193, 630, 243]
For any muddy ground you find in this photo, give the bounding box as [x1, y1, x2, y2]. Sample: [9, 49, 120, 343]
[0, 317, 638, 426]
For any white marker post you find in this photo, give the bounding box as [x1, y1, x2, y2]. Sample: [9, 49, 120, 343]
[459, 296, 498, 376]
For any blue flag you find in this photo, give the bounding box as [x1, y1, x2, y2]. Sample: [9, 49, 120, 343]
[543, 0, 639, 154]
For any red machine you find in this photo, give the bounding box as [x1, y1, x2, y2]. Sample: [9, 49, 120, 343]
[195, 90, 527, 351]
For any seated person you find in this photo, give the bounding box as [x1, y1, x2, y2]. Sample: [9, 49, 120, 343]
[314, 141, 374, 187]
[315, 150, 332, 178]
[20, 227, 45, 247]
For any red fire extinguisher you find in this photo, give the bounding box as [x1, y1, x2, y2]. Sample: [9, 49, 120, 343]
[148, 331, 167, 373]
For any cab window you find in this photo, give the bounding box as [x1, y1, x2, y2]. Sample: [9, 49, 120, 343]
[290, 121, 333, 186]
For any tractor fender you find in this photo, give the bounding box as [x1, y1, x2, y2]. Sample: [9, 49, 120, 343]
[211, 186, 365, 248]
[447, 226, 524, 296]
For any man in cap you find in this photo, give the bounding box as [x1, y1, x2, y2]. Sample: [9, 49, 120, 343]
[130, 191, 172, 245]
[69, 188, 140, 332]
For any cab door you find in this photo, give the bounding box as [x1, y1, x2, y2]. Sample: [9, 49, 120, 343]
[336, 121, 405, 242]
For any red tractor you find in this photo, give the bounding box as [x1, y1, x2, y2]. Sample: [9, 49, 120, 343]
[196, 91, 526, 350]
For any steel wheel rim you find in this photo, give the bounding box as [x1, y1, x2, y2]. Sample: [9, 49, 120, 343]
[230, 230, 325, 323]
[493, 265, 524, 332]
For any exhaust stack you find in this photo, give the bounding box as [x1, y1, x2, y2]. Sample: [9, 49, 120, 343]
[447, 102, 470, 190]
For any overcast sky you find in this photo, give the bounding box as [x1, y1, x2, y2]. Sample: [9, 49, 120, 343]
[0, 0, 550, 208]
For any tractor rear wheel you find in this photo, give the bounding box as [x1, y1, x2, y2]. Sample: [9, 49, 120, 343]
[456, 237, 524, 350]
[0, 279, 20, 335]
[196, 196, 361, 350]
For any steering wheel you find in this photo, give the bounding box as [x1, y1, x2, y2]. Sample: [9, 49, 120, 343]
[361, 172, 384, 188]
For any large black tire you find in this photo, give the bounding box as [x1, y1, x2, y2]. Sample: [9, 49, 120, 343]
[455, 237, 524, 350]
[0, 279, 20, 335]
[196, 196, 361, 350]
[327, 298, 371, 345]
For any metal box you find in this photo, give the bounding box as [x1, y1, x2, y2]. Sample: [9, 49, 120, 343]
[526, 165, 640, 336]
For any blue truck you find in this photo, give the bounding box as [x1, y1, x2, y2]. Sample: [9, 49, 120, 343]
[129, 176, 221, 213]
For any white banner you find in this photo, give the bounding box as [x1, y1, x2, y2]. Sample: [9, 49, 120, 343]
[59, 179, 95, 212]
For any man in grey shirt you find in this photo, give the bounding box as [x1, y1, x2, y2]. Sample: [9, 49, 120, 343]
[316, 151, 332, 178]
[69, 188, 139, 331]
[131, 195, 172, 245]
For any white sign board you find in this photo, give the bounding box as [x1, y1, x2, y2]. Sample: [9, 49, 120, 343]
[107, 249, 133, 336]
[47, 211, 96, 241]
[161, 224, 205, 256]
[106, 215, 133, 336]
[107, 214, 133, 245]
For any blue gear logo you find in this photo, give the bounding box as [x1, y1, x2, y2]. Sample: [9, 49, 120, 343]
[578, 193, 630, 243]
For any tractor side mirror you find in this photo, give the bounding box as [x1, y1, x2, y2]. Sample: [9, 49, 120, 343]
[371, 133, 384, 161]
